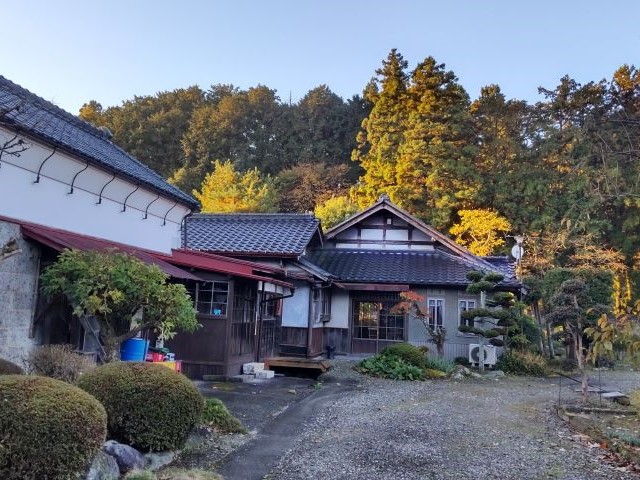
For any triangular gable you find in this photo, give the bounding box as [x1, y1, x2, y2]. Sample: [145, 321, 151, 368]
[324, 195, 499, 273]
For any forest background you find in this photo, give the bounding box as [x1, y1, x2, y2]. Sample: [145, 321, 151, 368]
[78, 49, 640, 304]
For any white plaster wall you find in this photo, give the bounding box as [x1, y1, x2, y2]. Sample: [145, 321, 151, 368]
[327, 288, 350, 328]
[0, 128, 191, 253]
[282, 283, 309, 327]
[0, 221, 39, 363]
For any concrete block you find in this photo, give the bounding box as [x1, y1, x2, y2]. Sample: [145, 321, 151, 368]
[243, 362, 265, 374]
[255, 369, 275, 379]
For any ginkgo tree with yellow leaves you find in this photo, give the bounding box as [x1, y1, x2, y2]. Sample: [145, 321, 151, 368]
[449, 209, 512, 256]
[193, 160, 279, 213]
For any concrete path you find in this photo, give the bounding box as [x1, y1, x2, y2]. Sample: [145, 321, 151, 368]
[215, 381, 356, 480]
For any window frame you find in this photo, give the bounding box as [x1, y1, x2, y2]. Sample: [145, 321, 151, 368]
[427, 297, 445, 329]
[183, 280, 230, 317]
[458, 298, 477, 329]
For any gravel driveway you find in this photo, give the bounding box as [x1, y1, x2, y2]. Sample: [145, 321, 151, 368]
[265, 361, 638, 480]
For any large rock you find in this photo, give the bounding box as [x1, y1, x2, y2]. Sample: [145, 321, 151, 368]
[85, 450, 120, 480]
[102, 440, 145, 474]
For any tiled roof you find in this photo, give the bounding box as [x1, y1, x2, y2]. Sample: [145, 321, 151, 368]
[184, 213, 321, 256]
[305, 249, 518, 287]
[483, 256, 517, 280]
[0, 76, 197, 208]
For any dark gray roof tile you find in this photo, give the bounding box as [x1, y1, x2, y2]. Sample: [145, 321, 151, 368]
[184, 213, 320, 255]
[0, 76, 197, 208]
[305, 249, 518, 287]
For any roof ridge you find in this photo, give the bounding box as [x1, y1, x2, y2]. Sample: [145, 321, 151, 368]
[0, 75, 197, 207]
[191, 213, 317, 218]
[0, 75, 108, 140]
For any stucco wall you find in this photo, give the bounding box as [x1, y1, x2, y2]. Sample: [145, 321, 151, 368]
[327, 288, 350, 329]
[282, 283, 309, 327]
[0, 127, 190, 253]
[407, 287, 482, 359]
[0, 221, 40, 363]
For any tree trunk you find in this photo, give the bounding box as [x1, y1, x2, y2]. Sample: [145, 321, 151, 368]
[576, 329, 589, 403]
[545, 321, 555, 358]
[531, 301, 547, 356]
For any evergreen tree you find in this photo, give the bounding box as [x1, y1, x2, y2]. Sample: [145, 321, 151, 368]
[394, 57, 477, 228]
[352, 49, 409, 207]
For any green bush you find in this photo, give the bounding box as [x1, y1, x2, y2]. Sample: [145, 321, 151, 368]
[201, 398, 247, 433]
[453, 356, 470, 366]
[0, 358, 23, 375]
[424, 356, 455, 374]
[24, 344, 95, 383]
[77, 362, 203, 451]
[380, 342, 426, 368]
[356, 354, 424, 380]
[0, 375, 107, 480]
[496, 351, 548, 377]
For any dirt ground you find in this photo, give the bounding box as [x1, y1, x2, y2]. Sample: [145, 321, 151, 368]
[178, 364, 640, 479]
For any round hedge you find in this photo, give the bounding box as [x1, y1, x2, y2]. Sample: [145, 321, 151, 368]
[381, 342, 427, 369]
[78, 362, 203, 451]
[0, 358, 23, 375]
[0, 375, 107, 480]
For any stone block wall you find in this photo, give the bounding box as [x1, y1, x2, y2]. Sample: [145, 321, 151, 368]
[0, 220, 39, 363]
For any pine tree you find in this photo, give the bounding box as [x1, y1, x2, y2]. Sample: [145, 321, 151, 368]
[392, 57, 477, 228]
[352, 49, 409, 207]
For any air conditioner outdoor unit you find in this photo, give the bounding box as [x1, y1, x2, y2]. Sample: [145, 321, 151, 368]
[469, 344, 497, 367]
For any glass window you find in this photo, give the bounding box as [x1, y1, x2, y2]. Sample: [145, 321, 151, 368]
[428, 298, 444, 329]
[187, 281, 229, 316]
[352, 297, 404, 341]
[459, 299, 477, 328]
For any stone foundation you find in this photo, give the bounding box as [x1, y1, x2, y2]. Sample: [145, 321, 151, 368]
[0, 220, 39, 363]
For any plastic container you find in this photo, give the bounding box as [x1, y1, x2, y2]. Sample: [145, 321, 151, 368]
[120, 338, 149, 361]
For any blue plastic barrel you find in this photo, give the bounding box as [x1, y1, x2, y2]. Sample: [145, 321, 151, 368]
[120, 338, 149, 361]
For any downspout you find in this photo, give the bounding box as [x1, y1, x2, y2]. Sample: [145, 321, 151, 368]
[180, 211, 193, 248]
[306, 284, 314, 358]
[256, 284, 296, 361]
[255, 281, 266, 362]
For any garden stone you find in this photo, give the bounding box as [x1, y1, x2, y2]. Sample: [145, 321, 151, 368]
[102, 440, 145, 473]
[144, 450, 175, 471]
[85, 450, 120, 480]
[451, 372, 465, 381]
[485, 370, 505, 380]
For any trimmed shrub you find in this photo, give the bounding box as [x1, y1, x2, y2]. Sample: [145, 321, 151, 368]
[356, 354, 424, 381]
[424, 356, 455, 374]
[0, 375, 107, 480]
[496, 351, 548, 377]
[380, 342, 426, 368]
[78, 362, 203, 451]
[201, 398, 247, 433]
[0, 358, 23, 375]
[24, 344, 95, 383]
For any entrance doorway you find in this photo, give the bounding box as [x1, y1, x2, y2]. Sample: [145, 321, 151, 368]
[351, 293, 405, 354]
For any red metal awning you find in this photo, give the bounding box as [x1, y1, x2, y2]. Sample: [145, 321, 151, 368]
[166, 249, 294, 289]
[12, 217, 293, 288]
[19, 222, 202, 281]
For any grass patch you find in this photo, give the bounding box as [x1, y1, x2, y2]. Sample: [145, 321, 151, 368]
[201, 398, 247, 433]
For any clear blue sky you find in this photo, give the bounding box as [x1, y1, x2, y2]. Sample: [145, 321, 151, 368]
[2, 0, 639, 114]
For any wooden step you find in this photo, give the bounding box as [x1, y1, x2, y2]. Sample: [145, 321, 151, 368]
[264, 357, 331, 373]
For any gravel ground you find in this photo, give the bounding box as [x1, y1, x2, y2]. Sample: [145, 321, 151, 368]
[265, 361, 639, 480]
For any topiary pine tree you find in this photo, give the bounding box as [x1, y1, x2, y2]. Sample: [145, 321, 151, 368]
[458, 270, 516, 372]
